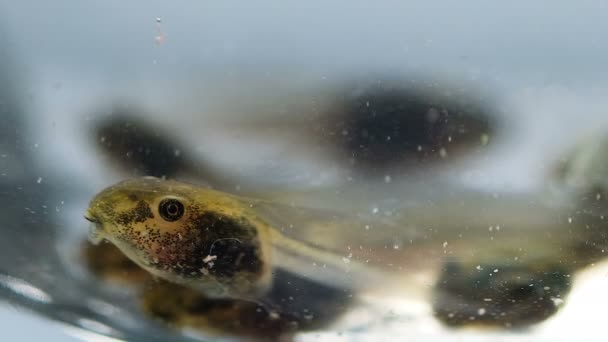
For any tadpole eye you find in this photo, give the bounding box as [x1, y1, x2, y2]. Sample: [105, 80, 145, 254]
[159, 198, 184, 222]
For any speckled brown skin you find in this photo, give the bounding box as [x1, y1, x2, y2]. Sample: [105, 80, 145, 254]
[86, 177, 384, 302]
[86, 177, 274, 301]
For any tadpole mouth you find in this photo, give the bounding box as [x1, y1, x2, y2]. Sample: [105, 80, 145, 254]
[85, 208, 105, 244]
[84, 208, 98, 223]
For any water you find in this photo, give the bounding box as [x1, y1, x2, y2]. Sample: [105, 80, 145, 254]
[2, 1, 608, 341]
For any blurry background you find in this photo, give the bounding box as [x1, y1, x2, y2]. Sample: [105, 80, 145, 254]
[2, 1, 608, 341]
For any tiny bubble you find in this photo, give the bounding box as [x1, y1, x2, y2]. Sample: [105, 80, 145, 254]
[480, 134, 490, 146]
[551, 297, 564, 306]
[36, 177, 42, 184]
[478, 308, 486, 316]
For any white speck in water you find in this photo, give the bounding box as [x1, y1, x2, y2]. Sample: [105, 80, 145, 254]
[366, 101, 370, 107]
[126, 151, 133, 158]
[597, 193, 602, 200]
[544, 286, 551, 290]
[551, 297, 564, 306]
[155, 17, 162, 23]
[439, 148, 447, 158]
[568, 217, 573, 224]
[342, 257, 350, 264]
[33, 143, 39, 149]
[417, 145, 422, 151]
[478, 308, 486, 316]
[496, 225, 500, 231]
[494, 269, 499, 273]
[372, 207, 379, 214]
[393, 244, 400, 250]
[384, 175, 392, 183]
[202, 255, 217, 263]
[364, 225, 371, 230]
[174, 149, 181, 157]
[476, 265, 483, 270]
[443, 241, 448, 248]
[488, 226, 493, 232]
[480, 134, 489, 146]
[36, 177, 42, 184]
[483, 298, 492, 302]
